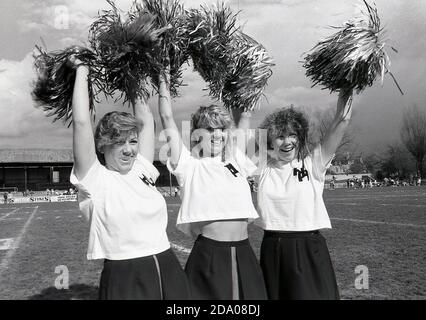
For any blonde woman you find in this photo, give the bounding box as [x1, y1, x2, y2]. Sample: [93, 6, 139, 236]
[158, 68, 267, 300]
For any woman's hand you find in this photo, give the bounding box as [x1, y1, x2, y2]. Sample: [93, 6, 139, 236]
[67, 54, 87, 71]
[337, 87, 353, 121]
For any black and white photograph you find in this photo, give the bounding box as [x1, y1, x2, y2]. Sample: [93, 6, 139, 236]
[0, 0, 425, 308]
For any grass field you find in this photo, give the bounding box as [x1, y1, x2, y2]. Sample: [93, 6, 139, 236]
[0, 186, 425, 300]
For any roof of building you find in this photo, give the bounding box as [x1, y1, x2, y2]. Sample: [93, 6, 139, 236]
[0, 148, 165, 163]
[0, 149, 74, 163]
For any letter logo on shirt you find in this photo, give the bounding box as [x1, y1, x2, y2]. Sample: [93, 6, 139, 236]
[139, 174, 155, 187]
[293, 167, 309, 182]
[224, 163, 239, 177]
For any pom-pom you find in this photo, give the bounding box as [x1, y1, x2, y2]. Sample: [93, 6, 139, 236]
[303, 0, 403, 94]
[185, 3, 273, 110]
[135, 0, 189, 97]
[89, 0, 166, 104]
[32, 45, 100, 126]
[185, 3, 239, 100]
[222, 32, 274, 111]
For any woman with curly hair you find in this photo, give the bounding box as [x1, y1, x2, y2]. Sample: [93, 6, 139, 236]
[256, 89, 353, 300]
[68, 56, 189, 300]
[157, 67, 267, 300]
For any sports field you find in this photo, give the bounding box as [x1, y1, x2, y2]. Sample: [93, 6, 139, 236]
[0, 186, 425, 300]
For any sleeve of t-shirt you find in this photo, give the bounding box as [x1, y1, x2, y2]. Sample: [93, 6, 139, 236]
[234, 147, 258, 178]
[69, 159, 104, 221]
[70, 158, 104, 197]
[135, 153, 160, 182]
[311, 144, 334, 182]
[166, 143, 192, 186]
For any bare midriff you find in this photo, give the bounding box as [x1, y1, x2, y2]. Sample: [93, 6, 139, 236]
[201, 219, 248, 241]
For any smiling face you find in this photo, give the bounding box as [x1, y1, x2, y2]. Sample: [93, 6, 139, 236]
[102, 131, 138, 174]
[191, 105, 233, 158]
[205, 127, 228, 157]
[261, 107, 309, 165]
[271, 132, 299, 163]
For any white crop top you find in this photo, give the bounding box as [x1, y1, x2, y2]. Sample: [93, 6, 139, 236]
[255, 145, 333, 231]
[70, 154, 170, 260]
[167, 145, 259, 237]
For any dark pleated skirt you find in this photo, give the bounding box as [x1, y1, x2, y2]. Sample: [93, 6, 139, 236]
[98, 248, 190, 300]
[185, 235, 267, 300]
[260, 230, 340, 300]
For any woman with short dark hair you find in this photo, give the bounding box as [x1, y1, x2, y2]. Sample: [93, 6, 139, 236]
[256, 89, 353, 300]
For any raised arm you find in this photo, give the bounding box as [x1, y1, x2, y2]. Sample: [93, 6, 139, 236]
[133, 97, 155, 163]
[158, 68, 182, 168]
[71, 57, 97, 180]
[231, 108, 254, 156]
[231, 109, 252, 130]
[321, 88, 353, 164]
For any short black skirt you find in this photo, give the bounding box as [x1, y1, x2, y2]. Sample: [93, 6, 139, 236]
[98, 248, 190, 300]
[260, 230, 339, 300]
[185, 235, 267, 300]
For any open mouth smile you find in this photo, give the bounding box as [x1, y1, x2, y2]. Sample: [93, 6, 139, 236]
[280, 145, 295, 153]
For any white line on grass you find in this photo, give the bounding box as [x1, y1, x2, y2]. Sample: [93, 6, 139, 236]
[327, 194, 426, 201]
[331, 217, 426, 229]
[378, 203, 426, 208]
[0, 206, 38, 278]
[329, 202, 426, 208]
[0, 238, 15, 251]
[170, 242, 191, 254]
[0, 208, 20, 221]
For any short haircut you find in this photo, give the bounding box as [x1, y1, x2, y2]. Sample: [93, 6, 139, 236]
[190, 104, 233, 133]
[259, 106, 309, 160]
[94, 111, 139, 163]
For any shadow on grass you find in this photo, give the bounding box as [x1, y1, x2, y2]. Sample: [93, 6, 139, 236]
[28, 284, 98, 300]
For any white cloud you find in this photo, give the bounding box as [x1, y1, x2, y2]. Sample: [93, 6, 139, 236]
[2, 0, 426, 152]
[0, 52, 71, 147]
[17, 20, 46, 33]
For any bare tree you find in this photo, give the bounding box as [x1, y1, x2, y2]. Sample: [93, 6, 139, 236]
[380, 143, 416, 179]
[400, 105, 426, 177]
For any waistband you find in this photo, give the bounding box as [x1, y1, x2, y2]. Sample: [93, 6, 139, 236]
[104, 248, 171, 263]
[263, 230, 320, 238]
[196, 235, 250, 247]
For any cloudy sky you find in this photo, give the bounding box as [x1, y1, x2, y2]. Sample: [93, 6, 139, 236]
[0, 0, 425, 154]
